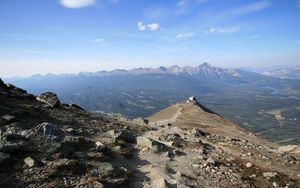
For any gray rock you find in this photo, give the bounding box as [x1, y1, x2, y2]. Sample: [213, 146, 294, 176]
[105, 129, 135, 143]
[29, 123, 65, 154]
[166, 133, 181, 142]
[137, 136, 167, 152]
[0, 141, 32, 153]
[206, 158, 216, 165]
[90, 162, 114, 178]
[61, 136, 94, 156]
[31, 135, 62, 154]
[263, 172, 277, 178]
[35, 122, 64, 141]
[107, 130, 123, 139]
[95, 141, 110, 154]
[191, 128, 206, 137]
[36, 92, 60, 107]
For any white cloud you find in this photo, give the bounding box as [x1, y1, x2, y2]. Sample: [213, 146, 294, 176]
[137, 21, 160, 31]
[94, 38, 104, 42]
[59, 0, 96, 8]
[147, 23, 160, 31]
[176, 34, 184, 39]
[209, 26, 240, 34]
[137, 21, 146, 31]
[176, 33, 195, 39]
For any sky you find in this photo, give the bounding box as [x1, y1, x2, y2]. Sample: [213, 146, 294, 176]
[1, 0, 300, 77]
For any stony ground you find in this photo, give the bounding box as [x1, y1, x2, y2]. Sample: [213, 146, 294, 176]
[0, 79, 299, 188]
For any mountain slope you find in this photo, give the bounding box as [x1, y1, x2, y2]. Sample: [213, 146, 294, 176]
[4, 63, 300, 145]
[0, 79, 299, 187]
[262, 65, 300, 80]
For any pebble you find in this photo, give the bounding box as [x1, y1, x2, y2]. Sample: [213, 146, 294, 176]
[273, 182, 278, 187]
[24, 157, 35, 168]
[250, 174, 256, 178]
[245, 162, 253, 168]
[206, 158, 216, 165]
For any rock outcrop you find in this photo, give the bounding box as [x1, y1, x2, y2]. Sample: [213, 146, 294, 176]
[36, 92, 60, 107]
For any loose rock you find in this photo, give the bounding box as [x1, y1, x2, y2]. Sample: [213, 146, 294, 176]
[245, 162, 253, 168]
[24, 157, 35, 168]
[137, 136, 167, 152]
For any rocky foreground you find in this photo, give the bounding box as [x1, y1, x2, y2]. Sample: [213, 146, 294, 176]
[0, 79, 299, 188]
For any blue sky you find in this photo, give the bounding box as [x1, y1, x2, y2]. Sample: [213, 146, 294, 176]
[1, 0, 300, 77]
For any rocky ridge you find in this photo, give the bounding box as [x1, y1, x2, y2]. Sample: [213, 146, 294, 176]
[91, 63, 241, 78]
[0, 78, 299, 188]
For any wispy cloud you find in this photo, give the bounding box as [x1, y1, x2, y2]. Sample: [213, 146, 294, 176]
[176, 33, 195, 39]
[59, 0, 96, 8]
[223, 1, 271, 17]
[137, 21, 160, 31]
[201, 1, 271, 20]
[208, 26, 240, 34]
[94, 38, 104, 42]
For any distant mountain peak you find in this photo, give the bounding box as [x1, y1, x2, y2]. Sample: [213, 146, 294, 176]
[199, 62, 214, 69]
[129, 63, 241, 78]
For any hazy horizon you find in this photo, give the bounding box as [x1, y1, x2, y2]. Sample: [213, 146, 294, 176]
[1, 0, 300, 77]
[2, 62, 299, 79]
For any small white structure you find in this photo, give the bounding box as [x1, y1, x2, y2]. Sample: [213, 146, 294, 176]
[188, 96, 197, 102]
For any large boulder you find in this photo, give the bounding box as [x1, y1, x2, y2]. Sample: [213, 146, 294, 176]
[36, 92, 60, 107]
[35, 122, 64, 141]
[61, 136, 94, 157]
[29, 122, 65, 154]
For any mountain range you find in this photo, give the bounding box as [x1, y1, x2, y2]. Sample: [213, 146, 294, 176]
[4, 63, 300, 145]
[262, 65, 300, 80]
